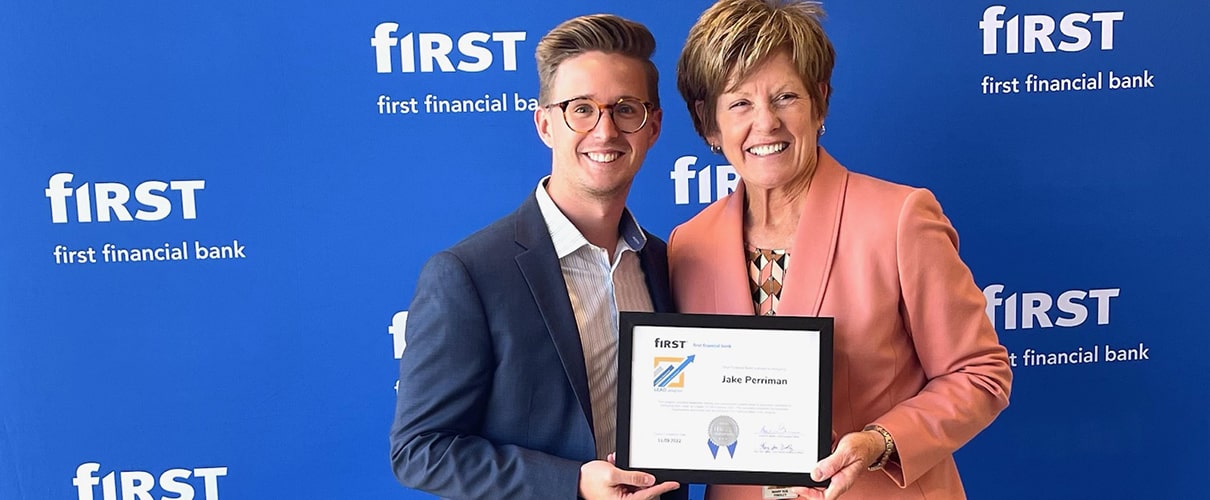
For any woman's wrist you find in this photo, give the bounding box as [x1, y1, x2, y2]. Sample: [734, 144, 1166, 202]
[862, 424, 895, 471]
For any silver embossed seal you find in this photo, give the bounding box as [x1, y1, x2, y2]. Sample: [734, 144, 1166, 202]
[707, 415, 739, 458]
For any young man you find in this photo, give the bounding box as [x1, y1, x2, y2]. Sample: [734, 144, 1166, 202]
[390, 14, 683, 500]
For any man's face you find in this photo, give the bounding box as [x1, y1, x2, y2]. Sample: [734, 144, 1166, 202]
[535, 51, 661, 205]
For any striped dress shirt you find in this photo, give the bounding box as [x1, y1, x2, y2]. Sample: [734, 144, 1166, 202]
[535, 179, 654, 460]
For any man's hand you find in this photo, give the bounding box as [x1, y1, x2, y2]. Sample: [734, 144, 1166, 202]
[579, 459, 680, 500]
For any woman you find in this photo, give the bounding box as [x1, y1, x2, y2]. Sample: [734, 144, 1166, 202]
[670, 1, 1012, 499]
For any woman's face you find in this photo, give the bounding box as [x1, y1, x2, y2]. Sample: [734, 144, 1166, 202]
[707, 50, 822, 193]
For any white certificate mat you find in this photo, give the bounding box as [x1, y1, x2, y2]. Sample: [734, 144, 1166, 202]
[616, 312, 833, 486]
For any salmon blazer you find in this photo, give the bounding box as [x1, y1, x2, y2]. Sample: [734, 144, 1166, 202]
[668, 148, 1012, 499]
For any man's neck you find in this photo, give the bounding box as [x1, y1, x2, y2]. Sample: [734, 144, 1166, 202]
[546, 185, 627, 259]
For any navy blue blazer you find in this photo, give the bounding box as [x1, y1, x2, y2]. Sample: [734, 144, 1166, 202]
[390, 193, 682, 499]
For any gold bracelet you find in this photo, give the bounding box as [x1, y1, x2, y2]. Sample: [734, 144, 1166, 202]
[863, 424, 894, 471]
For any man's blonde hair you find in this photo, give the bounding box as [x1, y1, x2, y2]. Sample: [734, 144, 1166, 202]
[535, 14, 660, 108]
[677, 0, 834, 142]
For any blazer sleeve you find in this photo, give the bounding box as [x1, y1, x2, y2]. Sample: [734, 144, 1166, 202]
[389, 250, 581, 499]
[872, 189, 1013, 487]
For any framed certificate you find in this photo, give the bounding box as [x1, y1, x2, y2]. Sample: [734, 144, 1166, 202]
[616, 312, 833, 487]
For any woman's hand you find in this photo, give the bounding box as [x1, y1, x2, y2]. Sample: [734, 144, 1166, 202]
[788, 430, 885, 500]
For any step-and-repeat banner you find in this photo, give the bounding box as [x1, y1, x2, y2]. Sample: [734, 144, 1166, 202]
[3, 1, 1207, 498]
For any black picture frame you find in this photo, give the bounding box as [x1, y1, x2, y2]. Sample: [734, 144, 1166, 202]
[616, 312, 834, 487]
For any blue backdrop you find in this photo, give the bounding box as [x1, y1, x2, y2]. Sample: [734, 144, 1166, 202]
[3, 1, 1207, 498]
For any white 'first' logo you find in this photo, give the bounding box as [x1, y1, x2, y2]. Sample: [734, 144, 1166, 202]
[670, 156, 739, 205]
[980, 5, 1124, 55]
[371, 23, 526, 73]
[45, 173, 204, 224]
[73, 462, 227, 500]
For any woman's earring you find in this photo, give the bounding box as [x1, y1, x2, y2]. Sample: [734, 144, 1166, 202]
[818, 123, 826, 137]
[709, 143, 723, 155]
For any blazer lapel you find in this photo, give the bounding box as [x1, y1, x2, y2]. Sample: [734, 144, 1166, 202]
[512, 196, 595, 433]
[779, 148, 848, 316]
[714, 183, 757, 315]
[637, 236, 676, 313]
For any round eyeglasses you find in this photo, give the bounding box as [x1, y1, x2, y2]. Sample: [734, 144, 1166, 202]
[549, 97, 654, 134]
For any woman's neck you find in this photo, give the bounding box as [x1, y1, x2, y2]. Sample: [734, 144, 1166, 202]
[743, 165, 816, 249]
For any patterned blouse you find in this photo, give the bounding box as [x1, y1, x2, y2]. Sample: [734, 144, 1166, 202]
[747, 245, 790, 316]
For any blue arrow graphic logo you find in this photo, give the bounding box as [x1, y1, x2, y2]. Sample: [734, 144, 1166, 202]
[654, 354, 695, 387]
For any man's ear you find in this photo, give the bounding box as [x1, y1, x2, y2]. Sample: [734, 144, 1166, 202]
[534, 106, 554, 148]
[645, 107, 662, 146]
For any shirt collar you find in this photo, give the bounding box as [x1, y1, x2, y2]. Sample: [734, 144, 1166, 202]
[534, 176, 647, 259]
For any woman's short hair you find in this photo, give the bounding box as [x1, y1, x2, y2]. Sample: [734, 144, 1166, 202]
[677, 0, 835, 142]
[535, 14, 660, 108]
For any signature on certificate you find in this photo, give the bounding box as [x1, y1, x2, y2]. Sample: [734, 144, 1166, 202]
[758, 424, 800, 438]
[759, 441, 796, 452]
